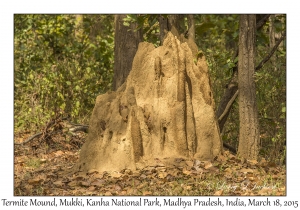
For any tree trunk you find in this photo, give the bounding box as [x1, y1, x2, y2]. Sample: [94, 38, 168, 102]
[269, 15, 277, 72]
[159, 14, 186, 45]
[168, 15, 185, 35]
[158, 15, 169, 45]
[216, 71, 238, 132]
[187, 15, 195, 41]
[237, 15, 260, 160]
[112, 15, 143, 91]
[216, 14, 271, 133]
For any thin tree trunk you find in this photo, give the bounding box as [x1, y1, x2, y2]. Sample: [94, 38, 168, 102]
[187, 15, 195, 41]
[158, 15, 169, 45]
[269, 15, 277, 71]
[168, 15, 185, 33]
[113, 15, 143, 91]
[237, 14, 260, 160]
[216, 71, 238, 132]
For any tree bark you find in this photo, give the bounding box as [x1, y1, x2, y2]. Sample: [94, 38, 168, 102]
[187, 15, 195, 41]
[237, 15, 260, 160]
[112, 15, 143, 91]
[216, 14, 273, 133]
[168, 15, 185, 34]
[158, 15, 169, 45]
[269, 15, 277, 72]
[216, 71, 238, 132]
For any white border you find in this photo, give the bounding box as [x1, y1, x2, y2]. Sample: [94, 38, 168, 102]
[1, 0, 299, 209]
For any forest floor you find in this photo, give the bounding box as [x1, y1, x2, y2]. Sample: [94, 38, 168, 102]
[14, 131, 286, 196]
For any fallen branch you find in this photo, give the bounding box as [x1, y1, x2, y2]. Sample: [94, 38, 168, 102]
[14, 117, 89, 145]
[69, 125, 89, 133]
[14, 132, 43, 145]
[14, 129, 61, 146]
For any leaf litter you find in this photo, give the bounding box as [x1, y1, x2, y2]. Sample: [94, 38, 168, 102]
[14, 132, 286, 196]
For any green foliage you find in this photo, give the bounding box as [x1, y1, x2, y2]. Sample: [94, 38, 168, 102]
[123, 14, 161, 47]
[194, 15, 286, 164]
[198, 11, 242, 150]
[14, 15, 114, 132]
[254, 15, 286, 164]
[195, 15, 239, 105]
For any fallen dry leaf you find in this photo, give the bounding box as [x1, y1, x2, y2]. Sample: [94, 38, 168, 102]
[204, 161, 213, 169]
[53, 180, 64, 187]
[79, 181, 90, 187]
[143, 191, 152, 195]
[258, 187, 272, 195]
[91, 179, 105, 187]
[214, 189, 223, 195]
[28, 177, 44, 185]
[54, 151, 64, 157]
[105, 191, 112, 196]
[182, 168, 192, 175]
[111, 172, 122, 178]
[40, 159, 47, 163]
[67, 181, 77, 187]
[158, 172, 168, 178]
[87, 169, 99, 175]
[247, 159, 258, 165]
[185, 160, 194, 167]
[240, 168, 253, 174]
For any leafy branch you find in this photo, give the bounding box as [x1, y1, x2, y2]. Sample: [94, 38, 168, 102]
[256, 30, 286, 71]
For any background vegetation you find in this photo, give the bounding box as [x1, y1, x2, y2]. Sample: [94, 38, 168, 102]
[14, 15, 114, 131]
[14, 14, 286, 164]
